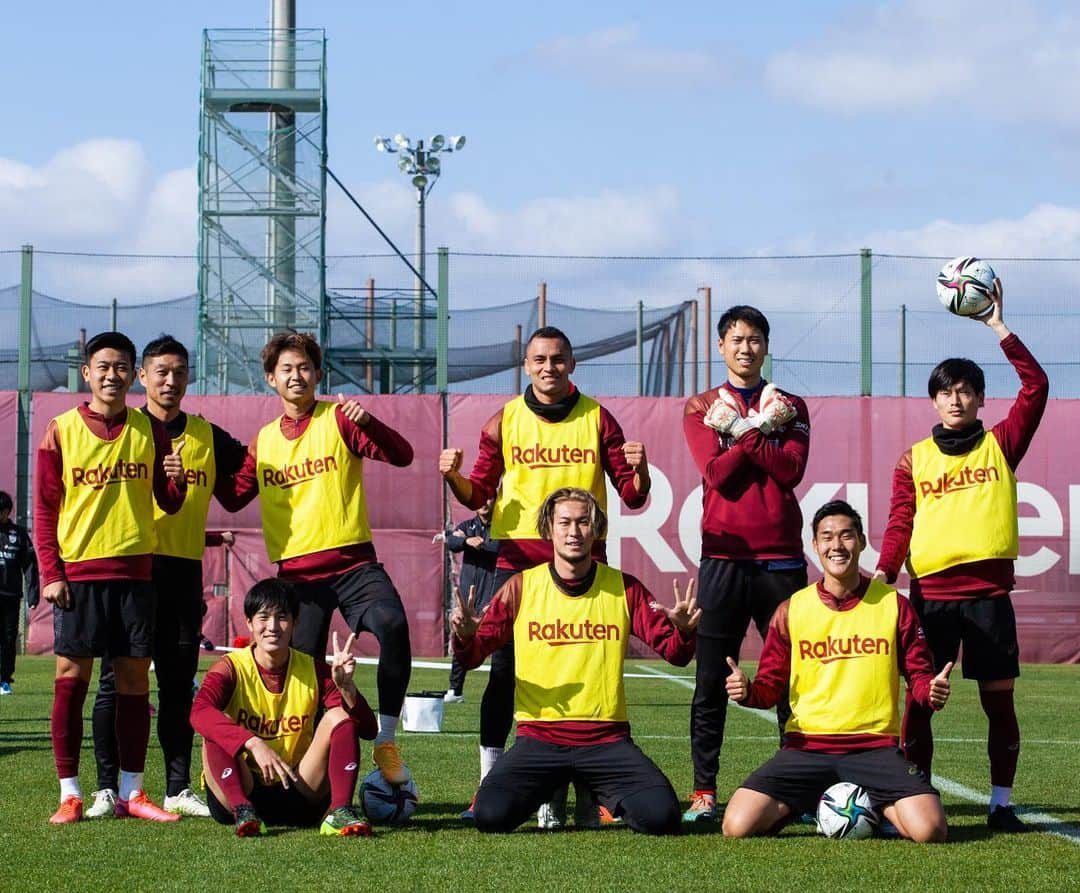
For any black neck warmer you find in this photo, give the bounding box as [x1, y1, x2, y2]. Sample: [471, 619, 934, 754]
[932, 420, 985, 456]
[523, 384, 580, 423]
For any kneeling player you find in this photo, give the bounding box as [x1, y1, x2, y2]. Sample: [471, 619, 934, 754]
[190, 579, 378, 837]
[722, 501, 951, 843]
[452, 487, 700, 836]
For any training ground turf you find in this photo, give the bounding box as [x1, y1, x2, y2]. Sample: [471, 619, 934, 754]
[1, 655, 1077, 892]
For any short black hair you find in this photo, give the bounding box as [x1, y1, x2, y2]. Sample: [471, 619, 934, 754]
[717, 305, 770, 341]
[0, 491, 11, 513]
[84, 331, 137, 367]
[525, 326, 573, 355]
[142, 334, 189, 366]
[812, 499, 864, 537]
[927, 357, 985, 399]
[243, 578, 300, 621]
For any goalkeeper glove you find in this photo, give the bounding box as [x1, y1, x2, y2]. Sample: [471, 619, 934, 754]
[751, 383, 796, 435]
[703, 389, 754, 440]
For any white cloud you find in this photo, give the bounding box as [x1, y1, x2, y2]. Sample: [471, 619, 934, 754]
[864, 203, 1080, 258]
[765, 0, 1080, 124]
[534, 22, 728, 90]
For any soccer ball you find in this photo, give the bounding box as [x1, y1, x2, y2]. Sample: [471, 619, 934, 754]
[816, 782, 880, 839]
[359, 769, 418, 824]
[936, 256, 996, 317]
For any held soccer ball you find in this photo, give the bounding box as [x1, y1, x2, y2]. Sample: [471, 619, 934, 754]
[359, 769, 418, 824]
[816, 782, 880, 839]
[936, 256, 996, 317]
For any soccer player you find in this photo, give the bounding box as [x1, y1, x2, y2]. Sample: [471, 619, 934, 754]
[191, 578, 378, 837]
[220, 332, 414, 786]
[876, 280, 1047, 833]
[681, 305, 811, 821]
[722, 500, 951, 843]
[451, 488, 699, 836]
[439, 326, 651, 822]
[0, 490, 39, 695]
[85, 335, 248, 819]
[34, 331, 188, 824]
[442, 497, 498, 703]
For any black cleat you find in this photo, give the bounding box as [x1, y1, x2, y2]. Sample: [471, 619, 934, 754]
[987, 805, 1030, 833]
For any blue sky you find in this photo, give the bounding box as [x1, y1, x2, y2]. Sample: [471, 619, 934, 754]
[4, 1, 1080, 286]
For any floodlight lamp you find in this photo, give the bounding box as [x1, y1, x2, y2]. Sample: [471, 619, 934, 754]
[398, 156, 414, 173]
[412, 174, 428, 190]
[449, 135, 466, 151]
[374, 136, 391, 152]
[429, 134, 446, 151]
[426, 156, 441, 173]
[393, 133, 410, 149]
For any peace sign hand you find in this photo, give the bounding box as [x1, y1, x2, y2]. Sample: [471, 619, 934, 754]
[658, 579, 701, 633]
[451, 585, 483, 641]
[331, 630, 358, 698]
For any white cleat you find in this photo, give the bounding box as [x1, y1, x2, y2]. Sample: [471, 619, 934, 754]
[164, 788, 212, 817]
[85, 788, 118, 819]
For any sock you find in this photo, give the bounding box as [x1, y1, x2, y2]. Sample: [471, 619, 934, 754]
[901, 689, 935, 779]
[374, 714, 398, 745]
[116, 692, 151, 789]
[119, 770, 144, 802]
[990, 785, 1012, 811]
[328, 719, 362, 810]
[203, 739, 250, 810]
[479, 746, 503, 781]
[51, 676, 89, 780]
[59, 776, 82, 801]
[980, 688, 1020, 787]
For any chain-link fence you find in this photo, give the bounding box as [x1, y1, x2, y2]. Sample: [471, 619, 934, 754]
[2, 247, 1077, 397]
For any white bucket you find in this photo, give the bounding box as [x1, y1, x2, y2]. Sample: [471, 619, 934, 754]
[401, 690, 445, 733]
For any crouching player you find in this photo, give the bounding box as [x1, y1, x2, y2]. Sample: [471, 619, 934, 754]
[190, 579, 378, 837]
[722, 501, 952, 843]
[452, 488, 700, 836]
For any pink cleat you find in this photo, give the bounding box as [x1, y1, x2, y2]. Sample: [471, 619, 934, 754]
[49, 796, 83, 825]
[115, 790, 181, 822]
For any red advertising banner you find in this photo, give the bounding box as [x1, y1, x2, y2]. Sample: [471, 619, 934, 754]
[19, 391, 1080, 663]
[0, 392, 18, 499]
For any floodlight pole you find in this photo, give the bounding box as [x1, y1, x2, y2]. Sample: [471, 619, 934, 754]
[414, 143, 427, 391]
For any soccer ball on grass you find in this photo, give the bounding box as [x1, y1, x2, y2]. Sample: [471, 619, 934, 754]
[359, 769, 418, 824]
[816, 782, 880, 839]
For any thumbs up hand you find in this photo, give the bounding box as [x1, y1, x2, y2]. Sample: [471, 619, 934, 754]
[163, 437, 186, 483]
[929, 660, 954, 709]
[725, 656, 750, 703]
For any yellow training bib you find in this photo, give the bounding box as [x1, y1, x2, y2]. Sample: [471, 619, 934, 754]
[256, 401, 371, 563]
[908, 431, 1018, 578]
[154, 413, 216, 560]
[225, 647, 318, 778]
[492, 394, 606, 541]
[786, 580, 901, 738]
[55, 407, 157, 562]
[512, 563, 630, 723]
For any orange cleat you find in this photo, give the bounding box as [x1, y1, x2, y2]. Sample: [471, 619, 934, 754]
[49, 795, 83, 825]
[372, 741, 410, 786]
[116, 790, 181, 822]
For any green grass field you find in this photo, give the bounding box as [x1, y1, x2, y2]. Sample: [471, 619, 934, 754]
[1, 655, 1078, 892]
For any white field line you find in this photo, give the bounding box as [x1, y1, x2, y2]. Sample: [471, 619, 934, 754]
[631, 663, 1080, 846]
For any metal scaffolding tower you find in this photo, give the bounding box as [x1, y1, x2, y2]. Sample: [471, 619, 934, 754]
[197, 28, 327, 394]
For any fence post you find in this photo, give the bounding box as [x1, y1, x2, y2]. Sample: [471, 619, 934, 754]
[636, 301, 644, 396]
[860, 248, 872, 396]
[17, 246, 33, 528]
[436, 248, 449, 394]
[899, 303, 907, 397]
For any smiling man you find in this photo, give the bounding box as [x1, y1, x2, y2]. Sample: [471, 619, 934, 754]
[439, 326, 651, 822]
[876, 280, 1048, 833]
[681, 305, 811, 821]
[722, 500, 950, 843]
[221, 332, 415, 789]
[86, 335, 247, 820]
[34, 331, 188, 824]
[451, 488, 699, 836]
[190, 578, 377, 837]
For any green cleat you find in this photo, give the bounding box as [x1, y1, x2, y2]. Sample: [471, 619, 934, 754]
[320, 805, 373, 837]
